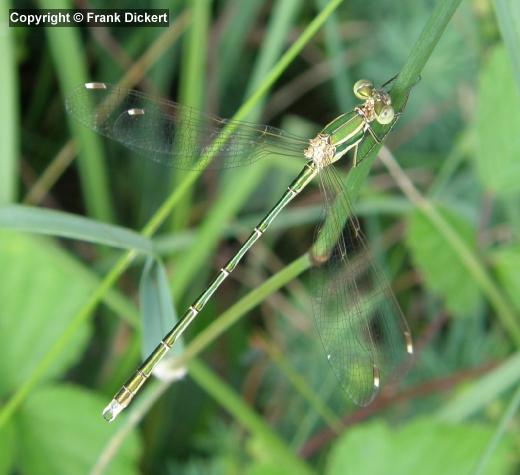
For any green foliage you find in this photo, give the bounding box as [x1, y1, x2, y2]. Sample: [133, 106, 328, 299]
[0, 205, 153, 254]
[493, 245, 520, 312]
[2, 0, 520, 473]
[0, 230, 91, 394]
[326, 419, 515, 475]
[139, 257, 183, 361]
[16, 385, 141, 475]
[494, 0, 520, 92]
[475, 46, 520, 195]
[38, 0, 113, 221]
[0, 1, 18, 205]
[406, 208, 481, 315]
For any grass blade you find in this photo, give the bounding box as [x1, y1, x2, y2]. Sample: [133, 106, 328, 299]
[0, 2, 18, 204]
[170, 0, 210, 231]
[38, 0, 114, 222]
[471, 384, 520, 475]
[0, 205, 153, 253]
[139, 257, 186, 380]
[316, 0, 352, 111]
[437, 352, 520, 423]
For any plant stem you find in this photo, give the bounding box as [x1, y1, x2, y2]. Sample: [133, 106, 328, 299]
[392, 0, 464, 110]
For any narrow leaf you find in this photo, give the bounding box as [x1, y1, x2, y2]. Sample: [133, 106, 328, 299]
[437, 352, 520, 422]
[0, 205, 153, 254]
[0, 1, 18, 204]
[139, 257, 185, 380]
[39, 0, 113, 221]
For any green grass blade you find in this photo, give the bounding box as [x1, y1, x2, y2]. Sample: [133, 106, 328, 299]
[0, 2, 18, 204]
[217, 0, 264, 97]
[392, 0, 464, 110]
[38, 0, 114, 222]
[316, 0, 352, 111]
[0, 205, 153, 254]
[437, 352, 520, 422]
[170, 0, 210, 231]
[471, 384, 520, 475]
[139, 257, 184, 367]
[244, 0, 302, 118]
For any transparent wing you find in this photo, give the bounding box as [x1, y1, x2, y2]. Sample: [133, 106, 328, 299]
[312, 164, 413, 406]
[65, 83, 308, 170]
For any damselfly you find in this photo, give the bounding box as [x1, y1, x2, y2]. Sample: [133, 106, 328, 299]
[66, 79, 414, 422]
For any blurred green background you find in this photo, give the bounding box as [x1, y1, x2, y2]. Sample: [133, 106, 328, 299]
[0, 0, 519, 474]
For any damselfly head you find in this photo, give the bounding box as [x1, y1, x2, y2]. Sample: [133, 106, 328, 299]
[353, 79, 374, 100]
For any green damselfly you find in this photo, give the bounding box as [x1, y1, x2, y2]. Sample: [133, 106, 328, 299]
[66, 79, 414, 422]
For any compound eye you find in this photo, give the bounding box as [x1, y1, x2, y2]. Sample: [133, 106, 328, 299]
[353, 79, 374, 99]
[376, 104, 395, 125]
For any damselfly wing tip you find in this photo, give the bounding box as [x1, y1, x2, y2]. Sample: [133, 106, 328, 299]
[373, 366, 381, 388]
[102, 399, 123, 422]
[405, 331, 414, 354]
[127, 108, 145, 116]
[85, 82, 107, 90]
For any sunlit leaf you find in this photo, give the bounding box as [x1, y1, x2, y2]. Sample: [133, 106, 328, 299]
[492, 245, 520, 312]
[17, 385, 141, 475]
[0, 230, 92, 396]
[326, 419, 514, 475]
[406, 208, 481, 315]
[474, 46, 520, 194]
[0, 420, 15, 475]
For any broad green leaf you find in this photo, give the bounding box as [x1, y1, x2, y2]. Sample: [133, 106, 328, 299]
[474, 46, 520, 194]
[493, 245, 520, 312]
[139, 257, 185, 380]
[0, 420, 15, 475]
[326, 419, 515, 475]
[0, 230, 91, 396]
[17, 384, 141, 475]
[406, 208, 481, 315]
[494, 0, 520, 93]
[245, 462, 301, 475]
[0, 205, 153, 254]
